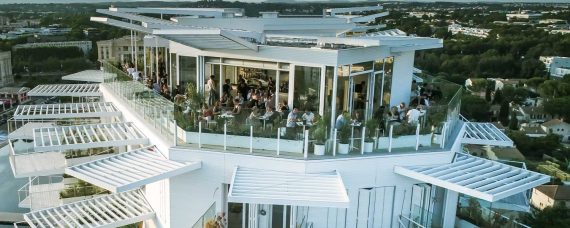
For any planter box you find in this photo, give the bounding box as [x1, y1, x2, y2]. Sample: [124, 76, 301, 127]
[377, 134, 433, 150]
[314, 144, 325, 156]
[186, 131, 303, 153]
[337, 143, 349, 154]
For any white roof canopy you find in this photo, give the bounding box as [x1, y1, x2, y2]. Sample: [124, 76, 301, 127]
[394, 153, 550, 202]
[23, 189, 155, 228]
[33, 122, 148, 152]
[462, 122, 514, 147]
[14, 102, 121, 120]
[66, 146, 201, 193]
[28, 84, 101, 97]
[61, 70, 116, 83]
[228, 167, 350, 208]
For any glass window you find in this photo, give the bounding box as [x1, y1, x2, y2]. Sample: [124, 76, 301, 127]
[351, 61, 373, 74]
[293, 66, 321, 112]
[179, 56, 197, 88]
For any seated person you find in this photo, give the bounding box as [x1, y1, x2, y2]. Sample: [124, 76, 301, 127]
[406, 105, 426, 124]
[389, 106, 400, 122]
[248, 106, 261, 123]
[352, 111, 363, 124]
[212, 101, 222, 116]
[287, 108, 300, 128]
[198, 104, 214, 121]
[231, 99, 242, 115]
[301, 109, 315, 126]
[335, 111, 349, 129]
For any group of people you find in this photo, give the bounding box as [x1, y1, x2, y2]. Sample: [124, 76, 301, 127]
[388, 102, 426, 125]
[199, 75, 317, 134]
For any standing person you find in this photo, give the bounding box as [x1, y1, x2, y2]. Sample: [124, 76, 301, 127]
[222, 79, 231, 98]
[207, 75, 217, 106]
[238, 79, 248, 101]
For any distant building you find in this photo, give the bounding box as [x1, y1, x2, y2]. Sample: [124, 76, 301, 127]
[539, 19, 568, 24]
[0, 16, 8, 26]
[531, 185, 570, 210]
[506, 11, 542, 21]
[516, 106, 552, 124]
[448, 24, 491, 38]
[0, 86, 30, 105]
[97, 35, 144, 64]
[0, 51, 14, 87]
[540, 56, 570, 79]
[83, 28, 100, 38]
[12, 41, 93, 55]
[541, 119, 570, 142]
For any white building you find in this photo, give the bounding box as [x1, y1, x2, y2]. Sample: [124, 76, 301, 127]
[12, 41, 93, 55]
[531, 185, 570, 210]
[0, 51, 14, 86]
[4, 6, 551, 228]
[97, 35, 144, 65]
[541, 119, 570, 142]
[506, 12, 542, 21]
[540, 56, 570, 79]
[448, 24, 491, 38]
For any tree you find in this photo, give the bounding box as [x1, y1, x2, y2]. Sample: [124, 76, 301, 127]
[508, 131, 561, 158]
[493, 88, 503, 104]
[498, 101, 509, 125]
[461, 95, 490, 121]
[525, 77, 546, 90]
[538, 80, 570, 99]
[522, 204, 570, 228]
[509, 111, 518, 130]
[543, 96, 570, 121]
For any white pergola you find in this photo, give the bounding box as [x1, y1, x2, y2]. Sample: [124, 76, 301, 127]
[14, 102, 121, 120]
[394, 153, 550, 202]
[33, 122, 149, 152]
[66, 146, 201, 193]
[23, 189, 155, 228]
[462, 122, 514, 147]
[28, 84, 101, 97]
[61, 70, 116, 83]
[9, 122, 55, 139]
[228, 167, 350, 208]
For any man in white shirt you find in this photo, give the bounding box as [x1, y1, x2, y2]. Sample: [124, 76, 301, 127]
[302, 109, 315, 126]
[406, 105, 425, 124]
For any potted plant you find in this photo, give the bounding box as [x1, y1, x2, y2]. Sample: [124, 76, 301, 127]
[364, 118, 378, 153]
[337, 124, 351, 154]
[311, 119, 327, 155]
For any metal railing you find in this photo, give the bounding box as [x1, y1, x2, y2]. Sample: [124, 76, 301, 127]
[100, 61, 178, 145]
[398, 214, 426, 228]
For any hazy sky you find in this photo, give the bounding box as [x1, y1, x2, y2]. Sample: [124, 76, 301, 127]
[0, 0, 569, 3]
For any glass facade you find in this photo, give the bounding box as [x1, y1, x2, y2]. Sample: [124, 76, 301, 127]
[293, 66, 321, 112]
[179, 55, 197, 87]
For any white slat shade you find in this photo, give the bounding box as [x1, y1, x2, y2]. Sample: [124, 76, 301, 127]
[394, 153, 550, 202]
[462, 122, 514, 147]
[28, 84, 101, 97]
[66, 146, 201, 193]
[33, 122, 148, 152]
[228, 167, 350, 208]
[61, 70, 116, 83]
[14, 102, 121, 120]
[23, 189, 155, 228]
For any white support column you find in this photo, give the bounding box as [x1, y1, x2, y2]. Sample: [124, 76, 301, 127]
[389, 51, 415, 107]
[288, 64, 295, 109]
[143, 44, 147, 78]
[155, 38, 159, 81]
[319, 66, 326, 116]
[442, 190, 459, 228]
[219, 59, 224, 100]
[275, 69, 280, 108]
[330, 65, 338, 133]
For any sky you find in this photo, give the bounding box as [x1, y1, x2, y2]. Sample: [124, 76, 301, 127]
[0, 0, 569, 3]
